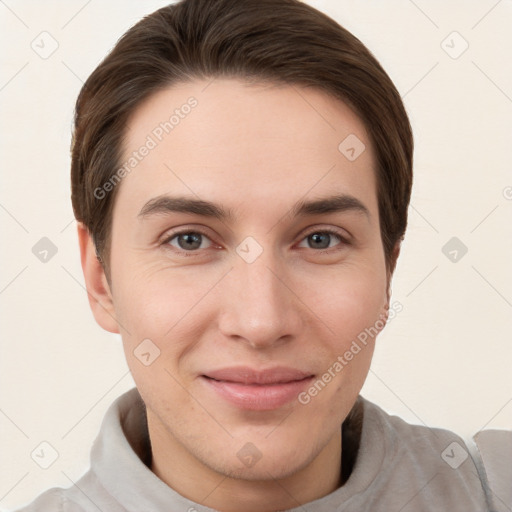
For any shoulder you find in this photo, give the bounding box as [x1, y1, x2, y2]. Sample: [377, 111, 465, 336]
[13, 487, 80, 512]
[360, 396, 482, 461]
[356, 396, 493, 510]
[473, 428, 512, 512]
[12, 390, 143, 512]
[362, 397, 468, 453]
[12, 470, 123, 512]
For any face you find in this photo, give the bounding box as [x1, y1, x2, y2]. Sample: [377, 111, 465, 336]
[88, 78, 391, 483]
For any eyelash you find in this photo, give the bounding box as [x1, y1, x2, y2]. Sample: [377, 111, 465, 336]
[161, 227, 351, 256]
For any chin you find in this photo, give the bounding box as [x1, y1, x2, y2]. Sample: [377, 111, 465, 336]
[206, 441, 316, 482]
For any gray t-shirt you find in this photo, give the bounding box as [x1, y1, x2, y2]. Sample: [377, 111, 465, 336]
[14, 387, 508, 511]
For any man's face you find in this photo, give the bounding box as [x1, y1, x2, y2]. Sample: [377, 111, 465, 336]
[103, 79, 389, 480]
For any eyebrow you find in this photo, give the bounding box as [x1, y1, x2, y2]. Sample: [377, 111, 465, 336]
[138, 193, 370, 221]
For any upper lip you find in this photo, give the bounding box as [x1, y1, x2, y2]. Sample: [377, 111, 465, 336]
[202, 366, 314, 385]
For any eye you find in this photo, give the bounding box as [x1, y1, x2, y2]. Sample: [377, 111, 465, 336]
[297, 230, 346, 250]
[162, 227, 349, 255]
[166, 231, 213, 251]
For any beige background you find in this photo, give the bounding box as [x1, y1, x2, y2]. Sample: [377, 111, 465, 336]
[1, 0, 511, 509]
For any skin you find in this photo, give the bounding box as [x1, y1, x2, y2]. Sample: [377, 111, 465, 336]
[78, 78, 400, 511]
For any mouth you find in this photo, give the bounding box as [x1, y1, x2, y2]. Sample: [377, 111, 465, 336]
[200, 366, 315, 411]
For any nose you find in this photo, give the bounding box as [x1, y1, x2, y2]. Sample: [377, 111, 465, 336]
[217, 252, 304, 350]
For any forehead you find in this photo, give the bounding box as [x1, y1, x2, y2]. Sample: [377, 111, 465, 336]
[115, 78, 378, 219]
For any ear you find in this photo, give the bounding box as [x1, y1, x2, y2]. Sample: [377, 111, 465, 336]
[385, 239, 402, 306]
[77, 222, 120, 334]
[376, 239, 402, 331]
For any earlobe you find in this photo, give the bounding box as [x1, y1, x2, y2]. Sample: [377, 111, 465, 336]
[77, 223, 120, 334]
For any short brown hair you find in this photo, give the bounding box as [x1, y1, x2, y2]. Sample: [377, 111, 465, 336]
[71, 0, 413, 277]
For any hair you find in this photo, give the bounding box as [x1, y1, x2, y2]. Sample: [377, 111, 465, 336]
[71, 0, 413, 278]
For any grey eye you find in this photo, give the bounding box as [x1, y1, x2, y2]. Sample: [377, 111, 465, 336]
[168, 232, 211, 251]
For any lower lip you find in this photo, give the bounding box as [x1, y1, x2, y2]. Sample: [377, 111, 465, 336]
[201, 376, 314, 411]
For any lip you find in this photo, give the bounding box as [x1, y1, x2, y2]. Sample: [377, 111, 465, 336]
[200, 366, 315, 411]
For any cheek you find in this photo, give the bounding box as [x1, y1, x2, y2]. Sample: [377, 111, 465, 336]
[301, 265, 386, 396]
[296, 271, 383, 417]
[111, 269, 208, 404]
[111, 264, 222, 348]
[303, 264, 387, 338]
